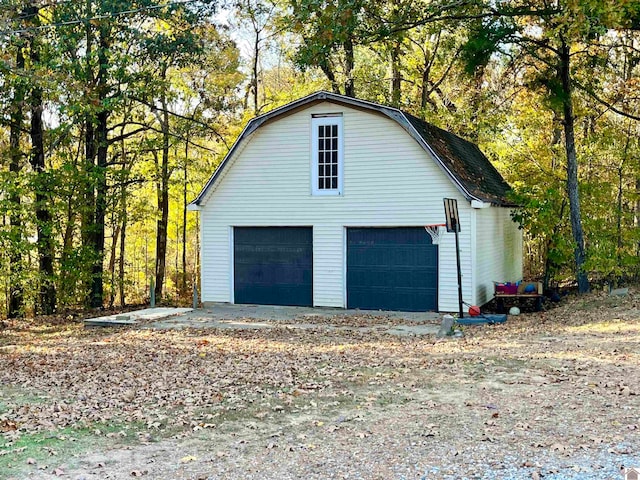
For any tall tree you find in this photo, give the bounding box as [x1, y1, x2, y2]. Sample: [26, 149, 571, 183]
[459, 1, 632, 293]
[7, 25, 27, 317]
[286, 0, 369, 96]
[235, 0, 276, 114]
[23, 3, 57, 313]
[139, 8, 228, 301]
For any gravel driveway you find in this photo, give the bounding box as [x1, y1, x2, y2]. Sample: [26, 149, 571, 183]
[2, 291, 639, 479]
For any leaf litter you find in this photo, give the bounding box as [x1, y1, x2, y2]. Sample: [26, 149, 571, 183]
[0, 288, 638, 479]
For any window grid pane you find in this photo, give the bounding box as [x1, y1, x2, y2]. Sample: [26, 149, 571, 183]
[317, 123, 339, 191]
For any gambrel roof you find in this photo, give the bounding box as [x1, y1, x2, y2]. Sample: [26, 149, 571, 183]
[191, 91, 514, 207]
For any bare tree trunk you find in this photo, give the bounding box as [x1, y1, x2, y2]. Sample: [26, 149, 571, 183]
[81, 4, 107, 309]
[344, 37, 355, 97]
[8, 43, 25, 318]
[252, 29, 260, 114]
[390, 41, 401, 107]
[559, 38, 589, 293]
[182, 140, 189, 296]
[81, 0, 95, 306]
[60, 187, 77, 300]
[542, 113, 564, 291]
[88, 27, 111, 309]
[420, 63, 434, 112]
[82, 119, 96, 253]
[118, 185, 127, 308]
[616, 123, 632, 274]
[27, 16, 54, 313]
[108, 220, 120, 309]
[636, 177, 640, 264]
[29, 28, 56, 314]
[319, 61, 341, 94]
[467, 66, 484, 143]
[118, 152, 128, 308]
[616, 165, 623, 270]
[154, 68, 170, 301]
[145, 235, 148, 283]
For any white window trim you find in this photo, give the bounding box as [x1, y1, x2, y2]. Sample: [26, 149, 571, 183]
[311, 115, 343, 196]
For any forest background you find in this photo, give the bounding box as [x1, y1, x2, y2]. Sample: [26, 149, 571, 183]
[0, 0, 638, 317]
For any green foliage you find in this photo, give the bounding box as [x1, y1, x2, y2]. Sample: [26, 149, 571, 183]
[461, 19, 516, 74]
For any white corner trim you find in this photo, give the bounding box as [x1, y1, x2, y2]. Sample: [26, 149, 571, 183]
[187, 203, 202, 211]
[229, 226, 235, 304]
[471, 200, 490, 209]
[470, 209, 477, 306]
[342, 226, 347, 308]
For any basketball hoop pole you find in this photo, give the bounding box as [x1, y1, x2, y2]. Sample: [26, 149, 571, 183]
[453, 217, 464, 319]
[444, 198, 464, 319]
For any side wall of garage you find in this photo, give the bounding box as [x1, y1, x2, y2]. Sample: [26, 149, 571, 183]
[474, 207, 524, 306]
[199, 102, 479, 311]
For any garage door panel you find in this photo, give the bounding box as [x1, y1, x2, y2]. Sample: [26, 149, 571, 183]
[234, 227, 312, 307]
[234, 262, 311, 285]
[234, 284, 309, 306]
[348, 286, 437, 312]
[348, 266, 436, 287]
[347, 228, 437, 311]
[348, 245, 436, 265]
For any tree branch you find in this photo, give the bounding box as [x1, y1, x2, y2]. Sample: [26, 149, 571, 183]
[108, 126, 150, 144]
[575, 81, 640, 122]
[130, 96, 231, 149]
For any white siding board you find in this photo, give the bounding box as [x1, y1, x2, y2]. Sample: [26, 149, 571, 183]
[199, 217, 231, 303]
[313, 226, 343, 307]
[199, 102, 492, 310]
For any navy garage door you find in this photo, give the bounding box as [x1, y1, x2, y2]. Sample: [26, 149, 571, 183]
[347, 227, 438, 311]
[234, 227, 313, 307]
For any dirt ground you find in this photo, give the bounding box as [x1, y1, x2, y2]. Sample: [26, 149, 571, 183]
[1, 290, 639, 479]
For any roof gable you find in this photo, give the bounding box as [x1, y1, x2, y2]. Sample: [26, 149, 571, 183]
[191, 91, 513, 207]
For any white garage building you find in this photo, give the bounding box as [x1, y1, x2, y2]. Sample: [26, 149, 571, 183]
[189, 92, 522, 312]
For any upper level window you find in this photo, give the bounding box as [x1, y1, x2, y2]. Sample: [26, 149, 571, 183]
[311, 114, 343, 195]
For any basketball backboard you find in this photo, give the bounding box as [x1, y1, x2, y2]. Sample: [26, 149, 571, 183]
[443, 198, 461, 233]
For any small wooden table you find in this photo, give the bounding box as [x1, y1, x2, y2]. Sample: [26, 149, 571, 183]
[495, 282, 543, 312]
[495, 293, 543, 313]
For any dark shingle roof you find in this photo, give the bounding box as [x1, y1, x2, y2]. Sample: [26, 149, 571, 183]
[191, 91, 514, 207]
[403, 113, 514, 206]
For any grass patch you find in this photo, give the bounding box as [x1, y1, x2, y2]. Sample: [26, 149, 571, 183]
[0, 423, 143, 478]
[0, 386, 49, 415]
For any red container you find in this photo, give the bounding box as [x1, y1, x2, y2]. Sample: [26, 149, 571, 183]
[496, 283, 518, 294]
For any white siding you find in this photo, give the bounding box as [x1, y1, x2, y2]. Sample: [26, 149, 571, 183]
[313, 225, 344, 307]
[474, 207, 523, 305]
[200, 102, 485, 311]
